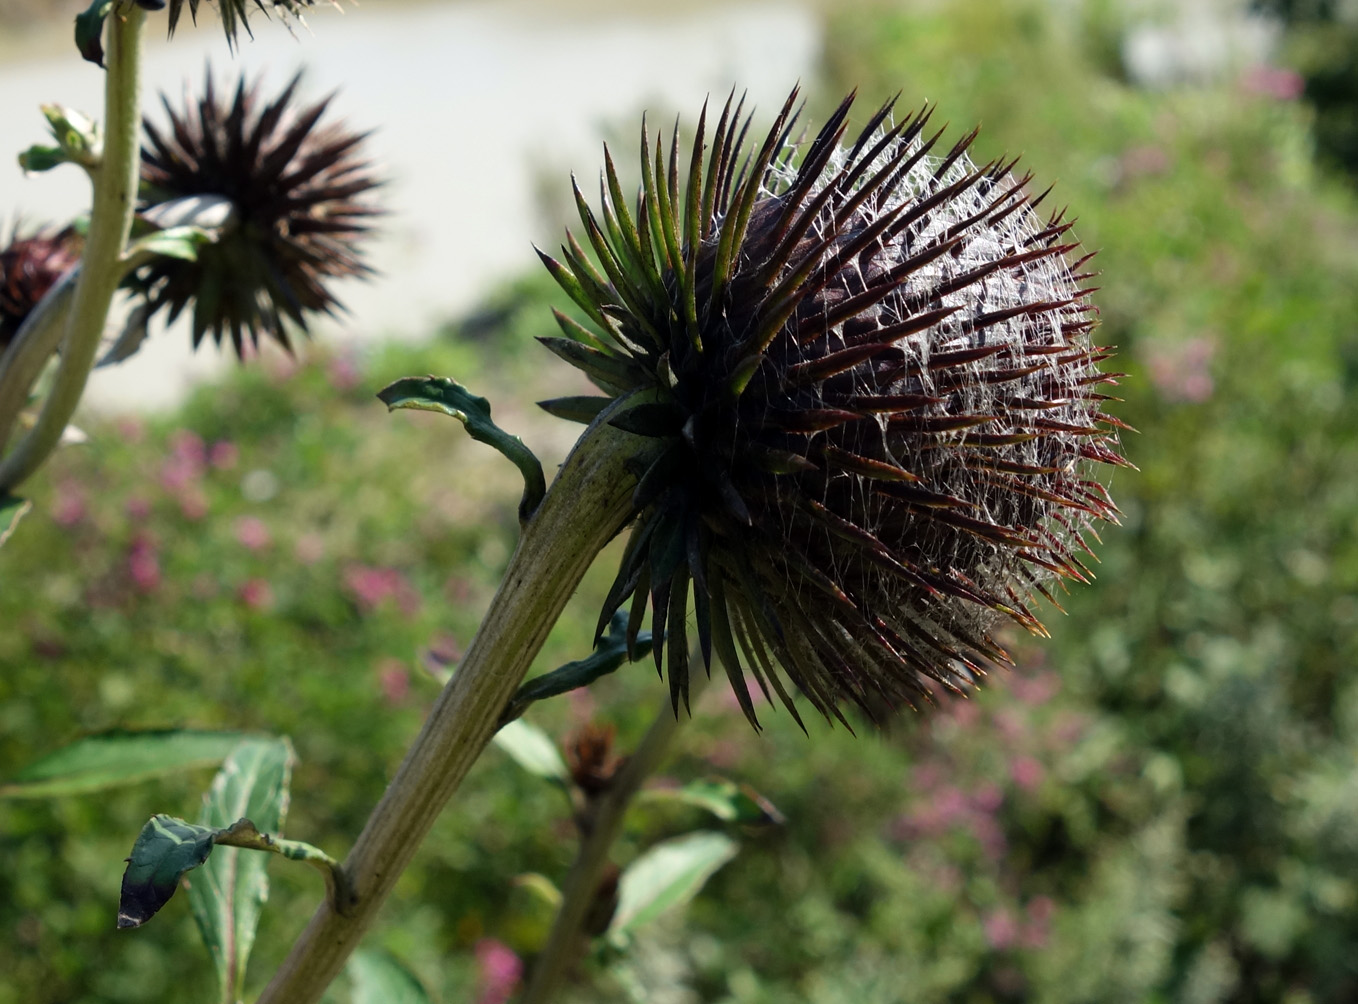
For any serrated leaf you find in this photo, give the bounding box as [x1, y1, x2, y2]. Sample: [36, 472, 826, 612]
[347, 948, 433, 1004]
[643, 778, 785, 826]
[492, 719, 568, 783]
[378, 376, 546, 522]
[118, 814, 219, 928]
[188, 737, 294, 1004]
[608, 831, 738, 940]
[74, 0, 113, 66]
[0, 729, 245, 798]
[0, 494, 31, 549]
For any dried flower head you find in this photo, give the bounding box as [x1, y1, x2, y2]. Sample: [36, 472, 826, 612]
[128, 71, 379, 358]
[0, 224, 82, 352]
[564, 723, 623, 797]
[540, 88, 1129, 730]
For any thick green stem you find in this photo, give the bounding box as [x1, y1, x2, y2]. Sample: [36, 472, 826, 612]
[0, 3, 145, 490]
[255, 416, 659, 1004]
[519, 680, 703, 1004]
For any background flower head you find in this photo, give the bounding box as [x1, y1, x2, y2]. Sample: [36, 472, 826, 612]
[0, 223, 81, 351]
[128, 70, 380, 358]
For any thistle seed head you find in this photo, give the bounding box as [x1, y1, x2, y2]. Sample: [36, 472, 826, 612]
[129, 71, 380, 358]
[540, 88, 1129, 731]
[0, 224, 82, 351]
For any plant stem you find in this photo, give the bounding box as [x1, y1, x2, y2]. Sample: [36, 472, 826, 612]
[519, 680, 704, 1004]
[0, 3, 145, 491]
[255, 415, 660, 1004]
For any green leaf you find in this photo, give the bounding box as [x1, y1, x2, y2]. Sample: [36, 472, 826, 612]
[499, 610, 655, 725]
[0, 729, 245, 798]
[347, 948, 433, 1004]
[537, 395, 612, 425]
[492, 719, 568, 783]
[188, 737, 294, 1004]
[378, 376, 546, 522]
[643, 778, 785, 826]
[127, 225, 215, 263]
[74, 0, 113, 67]
[17, 145, 67, 173]
[0, 494, 31, 550]
[117, 815, 218, 928]
[608, 831, 738, 941]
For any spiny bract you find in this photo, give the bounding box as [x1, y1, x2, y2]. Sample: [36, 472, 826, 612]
[129, 71, 379, 358]
[539, 88, 1129, 730]
[160, 0, 328, 48]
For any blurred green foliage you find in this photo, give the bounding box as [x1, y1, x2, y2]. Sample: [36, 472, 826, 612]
[3, 0, 1357, 1001]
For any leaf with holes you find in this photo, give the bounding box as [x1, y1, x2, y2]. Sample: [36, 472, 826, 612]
[187, 737, 294, 1004]
[117, 814, 219, 928]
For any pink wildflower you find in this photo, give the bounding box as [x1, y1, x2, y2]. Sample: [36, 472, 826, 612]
[473, 938, 522, 1004]
[52, 482, 87, 527]
[1241, 65, 1304, 101]
[127, 534, 160, 593]
[984, 908, 1021, 951]
[209, 440, 239, 470]
[238, 578, 274, 611]
[377, 659, 410, 707]
[233, 516, 272, 552]
[1011, 755, 1046, 793]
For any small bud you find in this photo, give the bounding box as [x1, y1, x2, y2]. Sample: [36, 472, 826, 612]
[542, 88, 1130, 730]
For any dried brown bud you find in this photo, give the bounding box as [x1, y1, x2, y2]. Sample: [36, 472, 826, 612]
[565, 724, 623, 797]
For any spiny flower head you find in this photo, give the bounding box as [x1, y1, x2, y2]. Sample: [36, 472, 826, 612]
[539, 88, 1129, 730]
[0, 224, 82, 351]
[128, 71, 379, 358]
[159, 0, 330, 49]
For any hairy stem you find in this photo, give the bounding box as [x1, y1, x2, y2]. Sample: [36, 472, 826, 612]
[0, 3, 145, 490]
[255, 415, 659, 1004]
[520, 681, 703, 1004]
